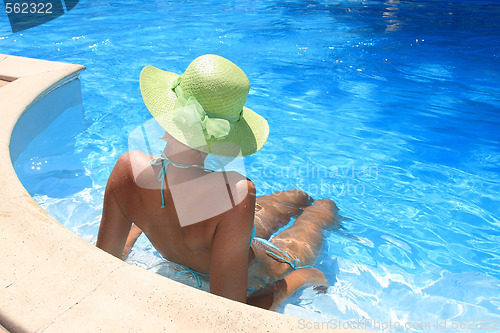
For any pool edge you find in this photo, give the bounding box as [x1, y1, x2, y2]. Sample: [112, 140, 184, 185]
[0, 54, 370, 333]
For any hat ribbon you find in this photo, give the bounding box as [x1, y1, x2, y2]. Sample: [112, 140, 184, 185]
[170, 77, 242, 141]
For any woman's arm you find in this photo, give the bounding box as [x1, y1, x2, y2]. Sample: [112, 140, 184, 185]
[209, 178, 256, 303]
[96, 153, 134, 258]
[122, 224, 143, 259]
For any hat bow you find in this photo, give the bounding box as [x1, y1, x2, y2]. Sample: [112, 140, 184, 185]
[170, 77, 242, 141]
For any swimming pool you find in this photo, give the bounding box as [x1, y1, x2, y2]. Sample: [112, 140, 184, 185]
[5, 0, 500, 331]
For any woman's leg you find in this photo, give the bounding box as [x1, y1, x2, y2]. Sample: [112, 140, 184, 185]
[249, 199, 340, 286]
[247, 266, 328, 311]
[254, 189, 313, 239]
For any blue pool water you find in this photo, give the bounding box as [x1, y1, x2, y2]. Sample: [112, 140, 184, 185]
[4, 0, 500, 331]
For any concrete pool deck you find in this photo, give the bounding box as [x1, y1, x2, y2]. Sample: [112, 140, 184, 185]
[0, 54, 370, 333]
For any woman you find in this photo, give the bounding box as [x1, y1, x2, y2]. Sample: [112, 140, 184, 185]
[96, 54, 340, 310]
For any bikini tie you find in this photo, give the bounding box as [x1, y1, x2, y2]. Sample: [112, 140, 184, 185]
[175, 265, 209, 288]
[150, 152, 169, 208]
[256, 237, 314, 271]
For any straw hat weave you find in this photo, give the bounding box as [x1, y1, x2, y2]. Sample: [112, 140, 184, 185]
[140, 54, 269, 157]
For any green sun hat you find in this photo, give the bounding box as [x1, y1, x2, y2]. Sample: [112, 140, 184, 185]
[140, 54, 269, 157]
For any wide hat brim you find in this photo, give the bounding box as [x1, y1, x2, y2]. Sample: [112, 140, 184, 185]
[140, 65, 269, 157]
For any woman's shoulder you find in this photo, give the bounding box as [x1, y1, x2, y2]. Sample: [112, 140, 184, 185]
[211, 170, 255, 205]
[113, 150, 157, 190]
[119, 150, 153, 162]
[223, 171, 254, 187]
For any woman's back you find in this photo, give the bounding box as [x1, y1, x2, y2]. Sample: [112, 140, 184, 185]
[109, 149, 253, 274]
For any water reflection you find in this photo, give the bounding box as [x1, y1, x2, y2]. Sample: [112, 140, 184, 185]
[383, 0, 402, 32]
